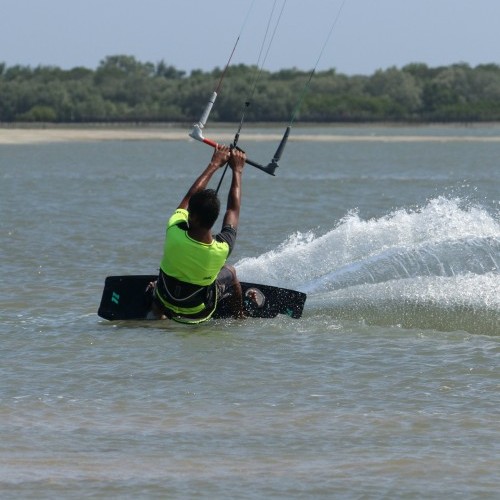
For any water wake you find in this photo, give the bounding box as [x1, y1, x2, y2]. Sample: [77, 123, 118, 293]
[236, 197, 500, 335]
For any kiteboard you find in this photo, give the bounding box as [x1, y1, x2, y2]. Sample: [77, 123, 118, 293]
[98, 275, 306, 321]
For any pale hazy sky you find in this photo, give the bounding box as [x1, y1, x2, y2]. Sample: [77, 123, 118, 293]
[1, 0, 498, 75]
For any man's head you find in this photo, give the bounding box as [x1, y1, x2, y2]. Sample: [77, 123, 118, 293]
[188, 189, 220, 229]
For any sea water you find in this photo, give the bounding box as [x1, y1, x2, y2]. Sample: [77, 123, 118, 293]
[1, 126, 499, 498]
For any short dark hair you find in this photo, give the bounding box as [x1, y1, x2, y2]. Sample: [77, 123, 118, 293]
[188, 189, 220, 229]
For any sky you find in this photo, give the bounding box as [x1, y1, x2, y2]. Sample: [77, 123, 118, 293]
[1, 0, 499, 75]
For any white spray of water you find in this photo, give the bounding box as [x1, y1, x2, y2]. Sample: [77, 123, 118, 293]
[236, 197, 499, 285]
[235, 198, 500, 331]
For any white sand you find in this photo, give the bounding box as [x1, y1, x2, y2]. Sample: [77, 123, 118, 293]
[1, 126, 500, 145]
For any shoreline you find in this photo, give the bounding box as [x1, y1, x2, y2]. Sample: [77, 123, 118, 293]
[2, 123, 500, 145]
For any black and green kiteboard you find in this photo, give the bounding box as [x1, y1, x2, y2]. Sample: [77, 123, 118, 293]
[98, 275, 306, 321]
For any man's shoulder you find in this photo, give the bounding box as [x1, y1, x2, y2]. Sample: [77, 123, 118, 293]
[168, 208, 188, 227]
[215, 225, 237, 254]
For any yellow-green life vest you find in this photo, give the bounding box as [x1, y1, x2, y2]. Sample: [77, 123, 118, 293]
[159, 209, 229, 286]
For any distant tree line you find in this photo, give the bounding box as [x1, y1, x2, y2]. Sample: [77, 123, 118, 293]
[1, 55, 500, 123]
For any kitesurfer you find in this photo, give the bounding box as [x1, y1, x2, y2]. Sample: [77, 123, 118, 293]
[150, 145, 246, 322]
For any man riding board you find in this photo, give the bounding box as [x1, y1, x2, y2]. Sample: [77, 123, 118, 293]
[150, 145, 246, 323]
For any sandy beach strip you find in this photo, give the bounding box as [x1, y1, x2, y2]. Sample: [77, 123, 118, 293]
[1, 126, 500, 145]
